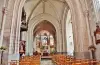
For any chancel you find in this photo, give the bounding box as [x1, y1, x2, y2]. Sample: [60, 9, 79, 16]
[0, 0, 100, 65]
[33, 20, 56, 57]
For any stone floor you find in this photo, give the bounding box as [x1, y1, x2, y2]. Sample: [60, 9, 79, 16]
[41, 59, 54, 65]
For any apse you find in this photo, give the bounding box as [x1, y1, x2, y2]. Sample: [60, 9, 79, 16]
[33, 20, 56, 56]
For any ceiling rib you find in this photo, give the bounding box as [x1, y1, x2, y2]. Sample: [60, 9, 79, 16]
[53, 0, 69, 7]
[27, 0, 42, 24]
[25, 0, 32, 3]
[53, 0, 66, 3]
[47, 0, 60, 22]
[30, 13, 59, 23]
[42, 0, 45, 13]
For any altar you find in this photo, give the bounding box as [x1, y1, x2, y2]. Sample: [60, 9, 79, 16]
[35, 32, 56, 56]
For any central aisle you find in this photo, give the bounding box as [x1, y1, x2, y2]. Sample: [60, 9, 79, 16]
[41, 59, 54, 65]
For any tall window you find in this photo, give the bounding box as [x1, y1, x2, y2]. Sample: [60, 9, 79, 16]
[92, 0, 100, 23]
[66, 10, 74, 56]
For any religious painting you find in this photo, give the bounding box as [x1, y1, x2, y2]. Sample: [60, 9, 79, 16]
[35, 31, 56, 56]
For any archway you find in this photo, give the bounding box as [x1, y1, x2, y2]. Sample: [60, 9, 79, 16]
[26, 13, 61, 56]
[33, 20, 56, 56]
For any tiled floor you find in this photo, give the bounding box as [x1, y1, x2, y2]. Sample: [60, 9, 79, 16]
[41, 59, 54, 65]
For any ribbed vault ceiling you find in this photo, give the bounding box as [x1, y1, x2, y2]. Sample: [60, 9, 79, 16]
[33, 20, 56, 36]
[24, 0, 69, 23]
[24, 0, 69, 36]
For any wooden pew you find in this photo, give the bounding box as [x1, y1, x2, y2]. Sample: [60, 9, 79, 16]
[52, 54, 100, 65]
[10, 55, 40, 65]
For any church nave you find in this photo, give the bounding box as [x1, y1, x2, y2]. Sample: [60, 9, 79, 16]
[1, 0, 100, 65]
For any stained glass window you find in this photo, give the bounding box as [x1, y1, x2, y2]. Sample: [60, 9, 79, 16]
[35, 30, 55, 54]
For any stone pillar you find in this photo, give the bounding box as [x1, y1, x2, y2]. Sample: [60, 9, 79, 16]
[2, 0, 16, 65]
[8, 0, 21, 65]
[26, 31, 29, 55]
[62, 6, 69, 54]
[57, 28, 62, 54]
[0, 0, 4, 31]
[0, 0, 6, 47]
[57, 4, 69, 54]
[72, 0, 91, 59]
[26, 30, 33, 56]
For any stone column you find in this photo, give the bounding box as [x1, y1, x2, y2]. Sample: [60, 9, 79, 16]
[2, 0, 16, 65]
[0, 0, 6, 47]
[7, 0, 21, 65]
[56, 27, 62, 53]
[57, 3, 69, 54]
[62, 5, 69, 54]
[26, 28, 34, 56]
[70, 0, 91, 59]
